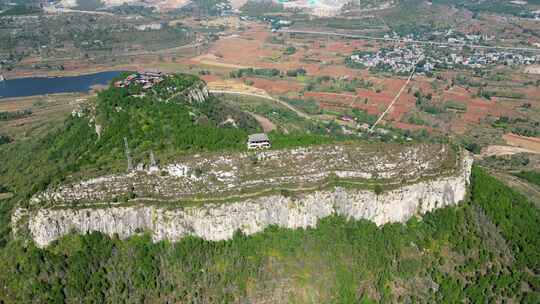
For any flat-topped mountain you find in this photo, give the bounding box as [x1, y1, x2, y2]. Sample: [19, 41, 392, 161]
[15, 142, 472, 247]
[31, 143, 458, 206]
[5, 72, 474, 248]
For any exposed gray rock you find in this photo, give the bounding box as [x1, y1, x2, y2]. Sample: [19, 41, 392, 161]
[17, 152, 473, 248]
[185, 81, 210, 103]
[30, 144, 456, 206]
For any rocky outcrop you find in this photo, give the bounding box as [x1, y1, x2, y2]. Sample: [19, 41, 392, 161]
[17, 152, 473, 248]
[30, 144, 456, 206]
[184, 81, 210, 103]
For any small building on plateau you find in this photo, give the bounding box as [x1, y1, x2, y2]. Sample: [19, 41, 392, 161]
[247, 133, 271, 150]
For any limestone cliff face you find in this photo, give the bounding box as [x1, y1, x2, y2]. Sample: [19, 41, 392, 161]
[19, 153, 473, 248]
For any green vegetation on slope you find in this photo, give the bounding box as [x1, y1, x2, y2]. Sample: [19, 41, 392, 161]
[0, 73, 334, 199]
[0, 109, 32, 121]
[0, 5, 40, 16]
[0, 75, 251, 199]
[0, 167, 539, 303]
[513, 170, 540, 188]
[471, 168, 540, 275]
[0, 73, 336, 245]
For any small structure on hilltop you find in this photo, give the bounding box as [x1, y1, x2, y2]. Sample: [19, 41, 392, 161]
[247, 133, 271, 150]
[114, 72, 166, 90]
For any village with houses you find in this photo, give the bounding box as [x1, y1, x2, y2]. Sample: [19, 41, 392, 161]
[346, 28, 539, 74]
[349, 44, 538, 74]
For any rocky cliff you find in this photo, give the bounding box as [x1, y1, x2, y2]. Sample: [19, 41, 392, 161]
[184, 80, 210, 103]
[15, 151, 473, 248]
[29, 144, 456, 206]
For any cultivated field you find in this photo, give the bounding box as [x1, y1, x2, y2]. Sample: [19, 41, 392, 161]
[0, 93, 88, 140]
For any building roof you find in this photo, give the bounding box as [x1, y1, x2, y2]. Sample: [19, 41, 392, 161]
[248, 133, 269, 142]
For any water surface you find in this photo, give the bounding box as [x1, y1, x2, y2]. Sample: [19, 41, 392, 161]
[0, 71, 122, 99]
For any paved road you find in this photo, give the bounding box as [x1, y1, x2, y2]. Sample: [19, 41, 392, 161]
[279, 29, 540, 53]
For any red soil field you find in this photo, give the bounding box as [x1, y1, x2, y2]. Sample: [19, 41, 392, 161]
[504, 133, 540, 152]
[247, 77, 304, 95]
[200, 74, 220, 82]
[319, 102, 345, 112]
[323, 40, 366, 53]
[393, 122, 431, 131]
[302, 76, 418, 121]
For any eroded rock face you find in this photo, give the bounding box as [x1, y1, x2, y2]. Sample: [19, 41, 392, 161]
[18, 153, 473, 248]
[185, 81, 210, 103]
[30, 144, 456, 206]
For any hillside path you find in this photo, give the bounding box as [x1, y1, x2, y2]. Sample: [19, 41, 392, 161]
[209, 90, 312, 120]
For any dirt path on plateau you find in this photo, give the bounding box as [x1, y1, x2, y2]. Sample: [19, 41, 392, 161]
[209, 90, 313, 120]
[247, 112, 276, 132]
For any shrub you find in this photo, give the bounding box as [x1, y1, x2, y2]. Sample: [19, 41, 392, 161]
[284, 46, 296, 55]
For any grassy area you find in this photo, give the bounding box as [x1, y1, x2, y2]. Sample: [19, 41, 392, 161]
[220, 93, 317, 132]
[513, 170, 540, 188]
[0, 5, 40, 16]
[281, 97, 321, 115]
[0, 93, 88, 141]
[444, 100, 467, 112]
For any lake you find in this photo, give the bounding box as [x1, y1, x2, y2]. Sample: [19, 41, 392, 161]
[0, 71, 123, 99]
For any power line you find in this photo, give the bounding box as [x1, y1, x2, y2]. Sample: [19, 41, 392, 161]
[369, 56, 421, 132]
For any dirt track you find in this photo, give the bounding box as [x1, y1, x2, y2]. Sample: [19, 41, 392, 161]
[209, 89, 312, 120]
[480, 145, 539, 157]
[247, 112, 276, 133]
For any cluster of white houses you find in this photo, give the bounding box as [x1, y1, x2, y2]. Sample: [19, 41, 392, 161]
[349, 44, 538, 74]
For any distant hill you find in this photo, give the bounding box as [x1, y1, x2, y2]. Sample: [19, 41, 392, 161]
[58, 0, 192, 11]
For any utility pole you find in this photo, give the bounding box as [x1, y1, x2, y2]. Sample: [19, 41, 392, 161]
[124, 137, 133, 172]
[149, 150, 157, 167]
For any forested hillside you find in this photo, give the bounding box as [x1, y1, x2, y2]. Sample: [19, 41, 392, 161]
[0, 167, 538, 303]
[0, 75, 251, 198]
[0, 73, 331, 246]
[0, 73, 538, 303]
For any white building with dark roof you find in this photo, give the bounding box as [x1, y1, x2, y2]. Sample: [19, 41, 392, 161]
[247, 133, 271, 150]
